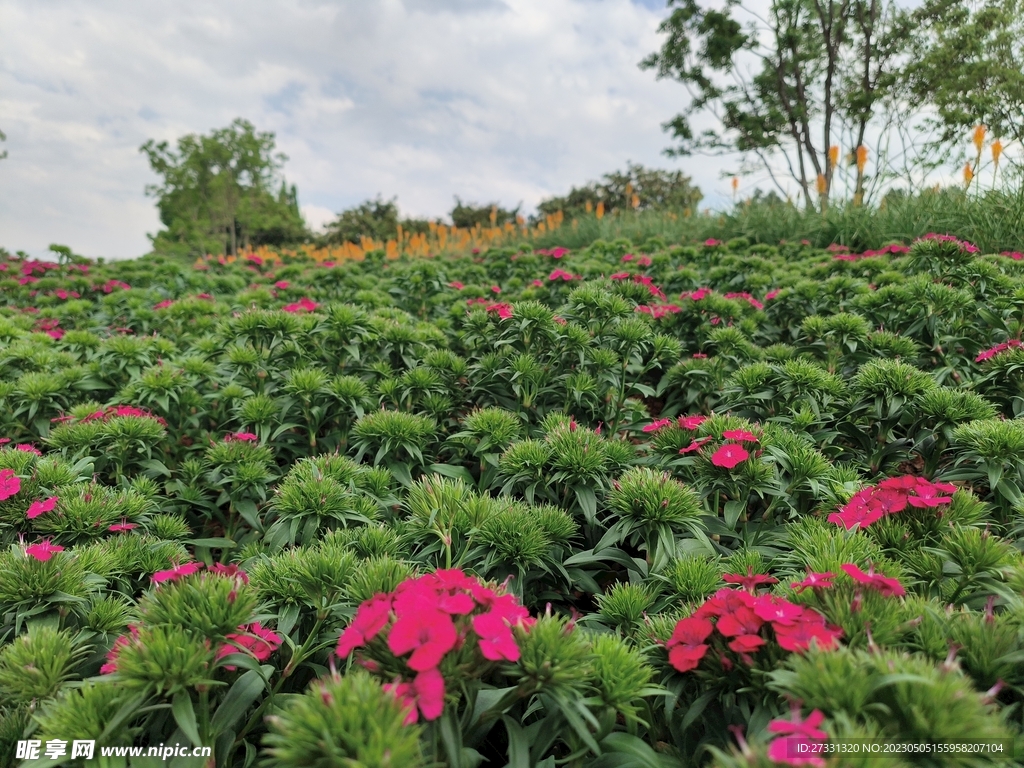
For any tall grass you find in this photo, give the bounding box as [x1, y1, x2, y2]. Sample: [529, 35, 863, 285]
[528, 185, 1024, 253]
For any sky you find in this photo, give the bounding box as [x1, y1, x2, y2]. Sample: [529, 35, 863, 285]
[0, 0, 751, 259]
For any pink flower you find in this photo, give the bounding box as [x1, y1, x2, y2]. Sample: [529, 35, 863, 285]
[218, 622, 282, 663]
[642, 418, 673, 434]
[448, 281, 464, 290]
[774, 613, 842, 652]
[704, 239, 722, 247]
[723, 567, 778, 593]
[387, 607, 458, 672]
[728, 634, 765, 653]
[610, 271, 631, 280]
[26, 496, 58, 519]
[413, 667, 446, 720]
[154, 300, 175, 310]
[0, 469, 20, 500]
[841, 563, 905, 597]
[722, 429, 758, 442]
[152, 561, 204, 584]
[753, 595, 804, 625]
[472, 610, 522, 662]
[790, 571, 836, 593]
[766, 706, 829, 766]
[209, 563, 249, 584]
[16, 444, 42, 455]
[491, 285, 501, 294]
[109, 522, 136, 533]
[711, 443, 749, 469]
[677, 414, 707, 431]
[666, 615, 713, 673]
[716, 605, 764, 637]
[100, 627, 140, 675]
[765, 289, 780, 301]
[274, 280, 290, 289]
[485, 302, 513, 320]
[26, 541, 64, 562]
[337, 594, 394, 657]
[283, 297, 319, 313]
[679, 437, 713, 454]
[225, 432, 258, 442]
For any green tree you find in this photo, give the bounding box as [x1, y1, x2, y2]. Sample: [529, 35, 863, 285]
[321, 197, 436, 245]
[536, 162, 702, 219]
[449, 198, 520, 229]
[906, 0, 1024, 150]
[140, 118, 307, 256]
[641, 0, 912, 208]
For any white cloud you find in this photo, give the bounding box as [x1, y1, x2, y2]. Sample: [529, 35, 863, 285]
[0, 0, 738, 259]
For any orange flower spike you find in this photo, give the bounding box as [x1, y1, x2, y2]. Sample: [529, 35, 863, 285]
[828, 145, 840, 169]
[731, 176, 739, 192]
[964, 162, 975, 185]
[992, 139, 1003, 166]
[973, 125, 986, 154]
[816, 174, 827, 196]
[855, 146, 868, 174]
[595, 201, 604, 220]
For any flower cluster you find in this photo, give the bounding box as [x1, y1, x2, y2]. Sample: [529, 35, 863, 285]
[621, 253, 652, 267]
[283, 297, 319, 313]
[336, 569, 533, 723]
[548, 268, 580, 282]
[976, 339, 1023, 362]
[827, 475, 956, 530]
[833, 244, 910, 261]
[723, 292, 764, 310]
[224, 431, 259, 442]
[79, 405, 167, 426]
[679, 428, 760, 470]
[665, 578, 842, 674]
[919, 232, 979, 253]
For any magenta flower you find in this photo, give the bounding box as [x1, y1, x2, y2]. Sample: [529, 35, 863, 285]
[152, 561, 204, 584]
[26, 496, 58, 520]
[26, 541, 64, 562]
[677, 414, 707, 431]
[642, 418, 672, 434]
[0, 469, 20, 501]
[711, 443, 749, 469]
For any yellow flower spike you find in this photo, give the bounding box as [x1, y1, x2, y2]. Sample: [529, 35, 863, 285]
[596, 201, 604, 220]
[828, 145, 839, 169]
[992, 139, 1003, 166]
[973, 125, 986, 154]
[964, 162, 975, 186]
[816, 174, 827, 196]
[631, 193, 640, 209]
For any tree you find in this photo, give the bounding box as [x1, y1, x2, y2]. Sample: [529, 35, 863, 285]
[0, 128, 7, 162]
[640, 0, 912, 209]
[536, 162, 702, 219]
[140, 119, 307, 256]
[321, 197, 436, 245]
[905, 0, 1024, 150]
[449, 198, 520, 229]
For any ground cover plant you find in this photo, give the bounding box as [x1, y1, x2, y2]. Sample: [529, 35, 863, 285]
[2, 231, 1024, 768]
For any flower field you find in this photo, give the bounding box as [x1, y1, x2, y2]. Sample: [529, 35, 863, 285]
[2, 233, 1024, 767]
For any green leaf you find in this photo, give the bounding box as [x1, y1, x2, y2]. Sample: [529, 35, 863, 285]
[429, 462, 476, 485]
[172, 691, 202, 747]
[211, 670, 267, 731]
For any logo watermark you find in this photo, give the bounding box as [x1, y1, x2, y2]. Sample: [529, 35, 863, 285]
[17, 740, 213, 762]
